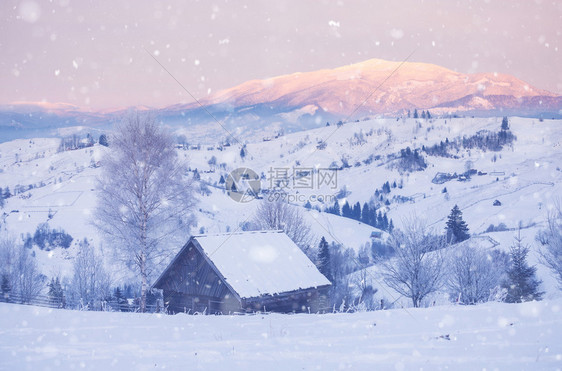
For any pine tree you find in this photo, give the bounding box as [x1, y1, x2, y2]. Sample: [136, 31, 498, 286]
[352, 202, 361, 221]
[317, 237, 332, 282]
[502, 233, 543, 303]
[114, 286, 123, 301]
[341, 201, 351, 218]
[413, 109, 419, 119]
[240, 146, 246, 159]
[1, 274, 11, 295]
[426, 110, 431, 119]
[501, 116, 509, 131]
[219, 175, 225, 184]
[361, 202, 370, 225]
[48, 277, 64, 307]
[421, 110, 426, 119]
[329, 200, 340, 216]
[99, 134, 109, 147]
[445, 205, 470, 243]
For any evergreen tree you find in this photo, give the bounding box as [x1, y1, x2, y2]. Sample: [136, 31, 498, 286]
[445, 205, 470, 243]
[382, 181, 391, 194]
[502, 233, 543, 303]
[304, 200, 312, 209]
[426, 110, 431, 119]
[114, 286, 123, 301]
[361, 202, 370, 225]
[317, 237, 332, 282]
[421, 110, 426, 119]
[3, 187, 11, 199]
[501, 116, 509, 131]
[1, 274, 11, 295]
[219, 175, 225, 184]
[99, 134, 109, 147]
[413, 109, 419, 119]
[48, 277, 64, 307]
[341, 201, 352, 218]
[240, 146, 246, 159]
[352, 202, 361, 221]
[328, 200, 340, 216]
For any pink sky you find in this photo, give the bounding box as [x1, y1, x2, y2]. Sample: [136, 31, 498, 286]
[1, 0, 560, 110]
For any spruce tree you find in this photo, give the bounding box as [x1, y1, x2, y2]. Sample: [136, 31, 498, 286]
[1, 274, 11, 295]
[352, 202, 361, 221]
[361, 202, 370, 225]
[503, 233, 543, 303]
[445, 205, 470, 243]
[317, 237, 332, 282]
[331, 200, 340, 216]
[99, 134, 109, 147]
[501, 116, 509, 131]
[48, 277, 64, 307]
[341, 201, 351, 218]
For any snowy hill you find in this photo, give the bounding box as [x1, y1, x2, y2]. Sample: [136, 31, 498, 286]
[1, 116, 561, 297]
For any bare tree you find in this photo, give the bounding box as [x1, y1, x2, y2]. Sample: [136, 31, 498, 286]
[252, 198, 313, 253]
[446, 245, 503, 304]
[94, 112, 197, 311]
[382, 219, 445, 307]
[68, 238, 112, 310]
[0, 237, 45, 303]
[537, 205, 562, 289]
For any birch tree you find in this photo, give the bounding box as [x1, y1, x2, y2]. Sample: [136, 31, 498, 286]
[94, 112, 197, 311]
[537, 205, 562, 289]
[382, 219, 445, 307]
[253, 199, 313, 253]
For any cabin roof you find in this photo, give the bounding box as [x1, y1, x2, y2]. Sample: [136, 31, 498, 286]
[154, 230, 331, 299]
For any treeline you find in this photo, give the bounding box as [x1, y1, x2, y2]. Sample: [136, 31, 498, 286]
[323, 199, 394, 232]
[423, 118, 516, 157]
[57, 133, 108, 152]
[314, 204, 545, 311]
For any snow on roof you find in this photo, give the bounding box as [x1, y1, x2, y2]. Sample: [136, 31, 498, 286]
[192, 230, 331, 299]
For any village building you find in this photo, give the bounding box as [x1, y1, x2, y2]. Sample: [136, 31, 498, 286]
[152, 231, 331, 314]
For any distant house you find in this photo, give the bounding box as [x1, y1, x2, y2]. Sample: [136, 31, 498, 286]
[152, 231, 331, 314]
[370, 231, 382, 239]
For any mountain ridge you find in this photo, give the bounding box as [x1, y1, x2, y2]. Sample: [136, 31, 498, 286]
[1, 58, 561, 142]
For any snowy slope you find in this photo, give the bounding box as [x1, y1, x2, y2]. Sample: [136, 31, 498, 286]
[1, 116, 561, 298]
[1, 299, 561, 370]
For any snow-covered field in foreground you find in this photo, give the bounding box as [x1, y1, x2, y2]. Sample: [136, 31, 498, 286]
[1, 301, 561, 370]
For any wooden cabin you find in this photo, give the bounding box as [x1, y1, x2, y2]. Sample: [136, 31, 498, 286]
[152, 231, 331, 314]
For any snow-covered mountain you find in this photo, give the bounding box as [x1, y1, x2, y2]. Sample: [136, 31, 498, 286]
[182, 58, 560, 117]
[1, 58, 561, 143]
